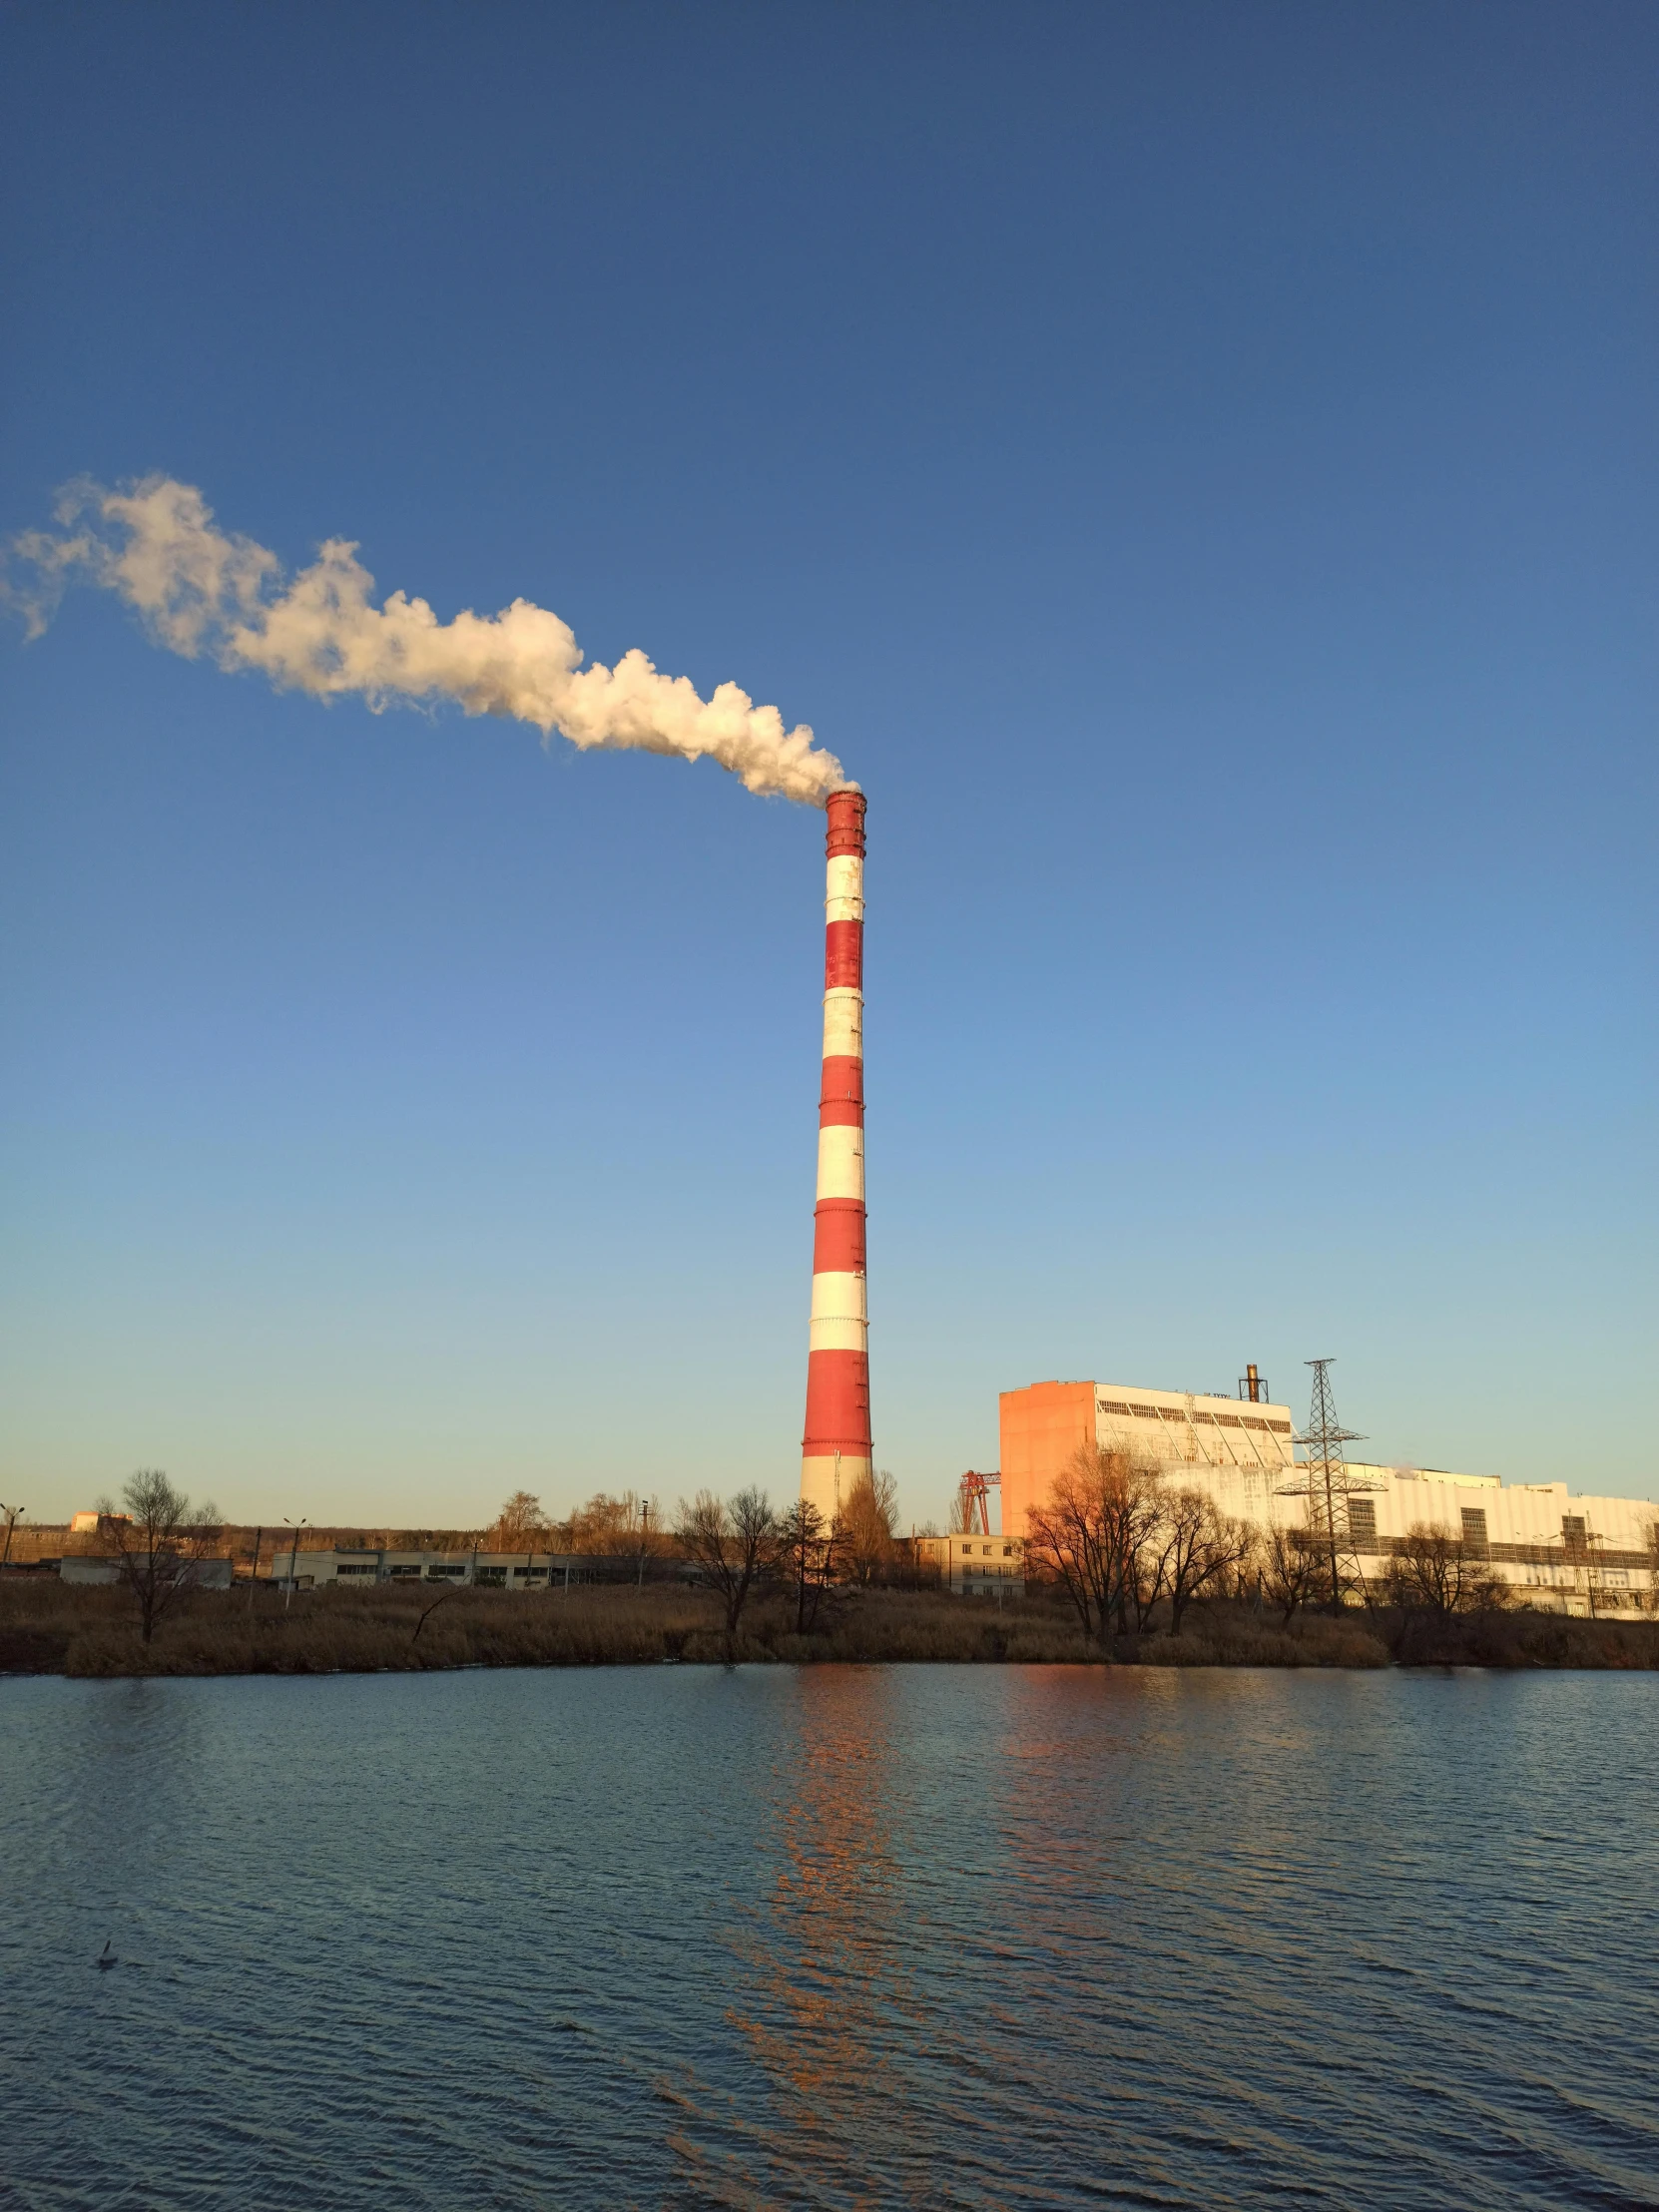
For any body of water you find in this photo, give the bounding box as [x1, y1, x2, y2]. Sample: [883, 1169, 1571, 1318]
[2, 1664, 1655, 2209]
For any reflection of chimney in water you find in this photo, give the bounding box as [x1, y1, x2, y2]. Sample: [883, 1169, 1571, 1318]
[801, 790, 870, 1526]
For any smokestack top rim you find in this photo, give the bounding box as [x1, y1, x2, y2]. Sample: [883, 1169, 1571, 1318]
[825, 785, 866, 856]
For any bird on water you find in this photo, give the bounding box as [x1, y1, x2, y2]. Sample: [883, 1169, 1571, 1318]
[97, 1939, 116, 1971]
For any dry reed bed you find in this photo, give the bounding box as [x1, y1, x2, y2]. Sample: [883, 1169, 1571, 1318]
[0, 1580, 1652, 1676]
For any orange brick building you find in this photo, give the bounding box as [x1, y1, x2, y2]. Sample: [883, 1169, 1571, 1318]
[998, 1381, 1099, 1542]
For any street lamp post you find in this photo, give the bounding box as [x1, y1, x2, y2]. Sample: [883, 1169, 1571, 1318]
[0, 1503, 23, 1569]
[282, 1517, 308, 1613]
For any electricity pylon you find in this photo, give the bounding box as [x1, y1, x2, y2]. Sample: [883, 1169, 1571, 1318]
[1277, 1360, 1381, 1613]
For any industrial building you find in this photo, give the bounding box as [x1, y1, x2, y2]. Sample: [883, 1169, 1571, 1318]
[946, 1533, 1024, 1598]
[1000, 1377, 1299, 1538]
[999, 1378, 1658, 1618]
[59, 1553, 235, 1589]
[911, 1533, 1027, 1597]
[269, 1548, 699, 1590]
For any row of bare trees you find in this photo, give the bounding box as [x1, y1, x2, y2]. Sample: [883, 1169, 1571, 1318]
[490, 1488, 672, 1559]
[1381, 1525, 1509, 1619]
[1020, 1443, 1567, 1644]
[490, 1466, 900, 1575]
[1024, 1444, 1256, 1646]
[672, 1471, 902, 1657]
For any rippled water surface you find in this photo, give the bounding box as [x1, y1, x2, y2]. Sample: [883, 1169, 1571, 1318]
[2, 1665, 1656, 2209]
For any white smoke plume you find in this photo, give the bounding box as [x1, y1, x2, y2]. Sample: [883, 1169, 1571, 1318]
[7, 476, 848, 805]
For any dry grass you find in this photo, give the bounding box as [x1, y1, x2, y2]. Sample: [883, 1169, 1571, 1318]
[1, 1577, 1652, 1676]
[0, 1579, 723, 1677]
[1376, 1603, 1659, 1669]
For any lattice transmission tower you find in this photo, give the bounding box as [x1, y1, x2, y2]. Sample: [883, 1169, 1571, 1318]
[1276, 1359, 1382, 1612]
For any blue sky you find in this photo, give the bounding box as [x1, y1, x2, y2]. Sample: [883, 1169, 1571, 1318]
[2, 2, 1654, 1527]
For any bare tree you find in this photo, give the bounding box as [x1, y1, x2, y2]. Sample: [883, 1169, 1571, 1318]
[1384, 1524, 1508, 1619]
[1024, 1443, 1164, 1649]
[96, 1470, 223, 1645]
[492, 1490, 547, 1551]
[838, 1468, 897, 1587]
[1155, 1489, 1254, 1636]
[776, 1498, 836, 1633]
[556, 1489, 670, 1557]
[674, 1487, 778, 1658]
[1126, 1486, 1175, 1633]
[1260, 1523, 1321, 1627]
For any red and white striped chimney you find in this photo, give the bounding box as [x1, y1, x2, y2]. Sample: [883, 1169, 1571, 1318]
[802, 788, 870, 1524]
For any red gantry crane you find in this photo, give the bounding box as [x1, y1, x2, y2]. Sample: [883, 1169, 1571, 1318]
[955, 1470, 1001, 1535]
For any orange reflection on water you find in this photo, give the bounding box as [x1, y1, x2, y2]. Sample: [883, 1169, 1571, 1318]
[729, 1666, 918, 2174]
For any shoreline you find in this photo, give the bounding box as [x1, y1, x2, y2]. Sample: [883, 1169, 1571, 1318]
[2, 1583, 1654, 1679]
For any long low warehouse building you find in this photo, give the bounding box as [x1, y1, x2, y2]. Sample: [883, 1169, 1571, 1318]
[1000, 1379, 1658, 1618]
[268, 1548, 699, 1590]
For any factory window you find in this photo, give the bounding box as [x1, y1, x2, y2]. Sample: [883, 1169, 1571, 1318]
[1003, 1546, 1013, 1557]
[1269, 1421, 1292, 1433]
[1460, 1510, 1489, 1557]
[1216, 1415, 1241, 1428]
[1561, 1516, 1586, 1539]
[1347, 1500, 1378, 1546]
[1131, 1405, 1160, 1417]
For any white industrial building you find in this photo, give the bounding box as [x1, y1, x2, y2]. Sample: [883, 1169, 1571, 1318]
[59, 1553, 235, 1589]
[269, 1547, 695, 1590]
[1001, 1378, 1657, 1618]
[1102, 1390, 1655, 1617]
[1093, 1384, 1299, 1524]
